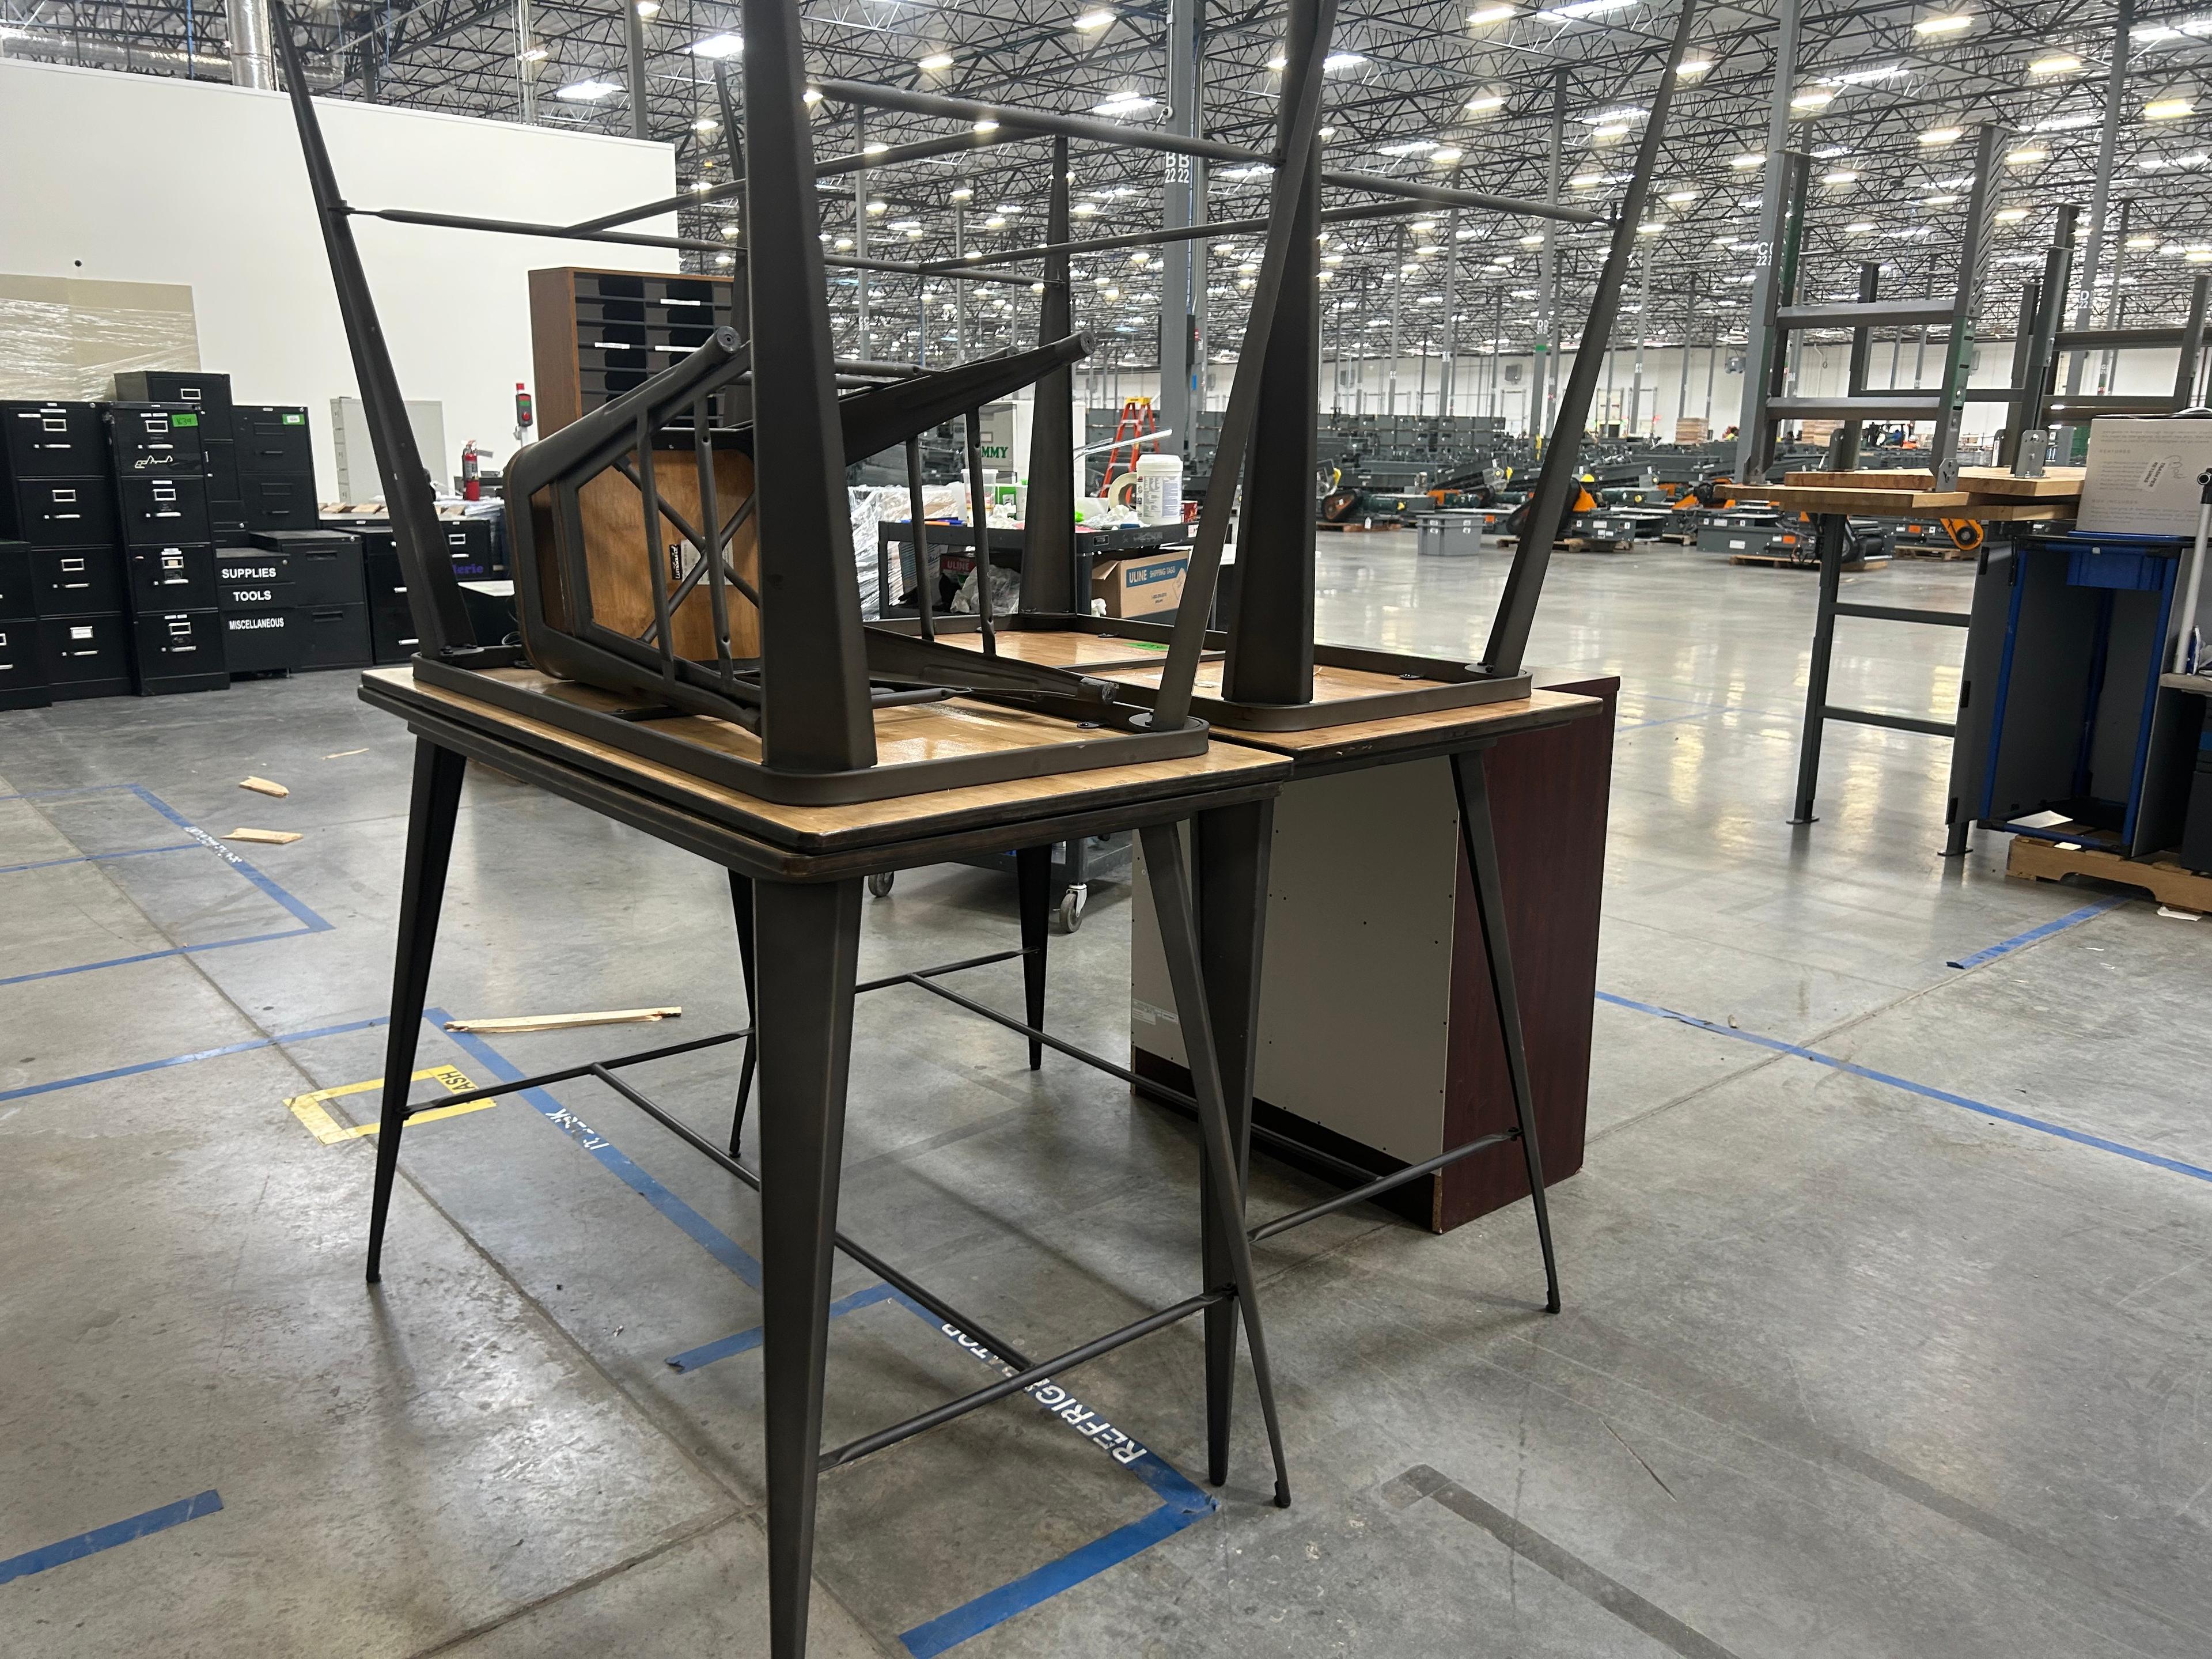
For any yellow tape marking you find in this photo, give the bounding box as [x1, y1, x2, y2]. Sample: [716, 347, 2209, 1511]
[285, 1065, 480, 1145]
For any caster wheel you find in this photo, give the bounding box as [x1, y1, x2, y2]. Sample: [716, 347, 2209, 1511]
[867, 872, 895, 899]
[1057, 889, 1086, 933]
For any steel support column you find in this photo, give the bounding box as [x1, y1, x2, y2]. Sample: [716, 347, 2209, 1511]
[1158, 0, 1198, 464]
[1734, 0, 1800, 480]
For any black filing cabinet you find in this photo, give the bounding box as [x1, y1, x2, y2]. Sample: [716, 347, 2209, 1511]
[121, 374, 244, 537]
[218, 531, 369, 675]
[106, 403, 224, 696]
[0, 540, 44, 711]
[232, 407, 317, 532]
[362, 529, 419, 663]
[217, 544, 302, 675]
[1, 402, 121, 703]
[255, 529, 369, 669]
[112, 371, 232, 418]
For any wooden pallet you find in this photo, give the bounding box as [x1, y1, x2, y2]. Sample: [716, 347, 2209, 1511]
[1317, 520, 1400, 532]
[1730, 549, 1884, 571]
[1892, 543, 1979, 562]
[1559, 536, 1634, 554]
[2007, 834, 2212, 912]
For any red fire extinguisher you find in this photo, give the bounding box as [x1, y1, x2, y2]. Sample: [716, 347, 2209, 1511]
[461, 441, 481, 501]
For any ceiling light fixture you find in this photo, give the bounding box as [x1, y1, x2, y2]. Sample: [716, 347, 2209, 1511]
[1914, 13, 1972, 36]
[554, 78, 622, 100]
[1919, 126, 1963, 145]
[2006, 145, 2048, 163]
[2029, 52, 2081, 74]
[1075, 11, 1114, 32]
[1535, 0, 1635, 21]
[2145, 96, 2195, 119]
[917, 50, 954, 70]
[686, 31, 742, 58]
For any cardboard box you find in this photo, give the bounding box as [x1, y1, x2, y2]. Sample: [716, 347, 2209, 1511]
[1092, 547, 1189, 618]
[2076, 418, 2212, 536]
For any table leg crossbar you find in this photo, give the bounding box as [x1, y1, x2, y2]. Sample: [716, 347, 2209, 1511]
[391, 988, 1259, 1484]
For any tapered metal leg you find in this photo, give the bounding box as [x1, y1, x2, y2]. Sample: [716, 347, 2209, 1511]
[728, 869, 759, 1154]
[753, 877, 864, 1659]
[366, 738, 467, 1285]
[1140, 822, 1291, 1508]
[1450, 749, 1562, 1314]
[1015, 845, 1050, 1070]
[1789, 513, 1846, 825]
[1193, 802, 1274, 1489]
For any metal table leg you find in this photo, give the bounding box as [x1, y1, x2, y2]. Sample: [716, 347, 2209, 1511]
[1016, 845, 1050, 1069]
[1141, 820, 1292, 1508]
[1192, 800, 1274, 1489]
[1789, 512, 1846, 825]
[366, 737, 468, 1285]
[753, 877, 866, 1659]
[1449, 748, 1562, 1313]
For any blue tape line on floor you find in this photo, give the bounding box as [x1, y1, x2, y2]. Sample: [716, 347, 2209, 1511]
[0, 927, 319, 988]
[0, 842, 199, 876]
[0, 1016, 388, 1105]
[1613, 710, 1732, 734]
[897, 1502, 1208, 1658]
[0, 785, 333, 984]
[666, 1284, 898, 1372]
[1946, 897, 2126, 970]
[0, 1490, 223, 1585]
[127, 786, 334, 934]
[1597, 990, 2212, 1184]
[430, 1010, 766, 1291]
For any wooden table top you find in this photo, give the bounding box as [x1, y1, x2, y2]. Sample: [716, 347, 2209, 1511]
[360, 666, 1289, 869]
[1203, 687, 1601, 769]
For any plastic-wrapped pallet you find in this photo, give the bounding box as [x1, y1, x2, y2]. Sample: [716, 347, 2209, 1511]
[847, 486, 887, 619]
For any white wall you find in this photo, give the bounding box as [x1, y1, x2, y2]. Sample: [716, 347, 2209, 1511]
[0, 60, 677, 495]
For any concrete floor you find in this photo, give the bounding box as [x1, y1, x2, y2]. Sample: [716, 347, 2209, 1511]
[3, 536, 2209, 1658]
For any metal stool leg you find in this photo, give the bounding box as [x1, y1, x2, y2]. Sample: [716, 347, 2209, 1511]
[1141, 821, 1292, 1508]
[728, 869, 759, 1155]
[1015, 844, 1050, 1070]
[1194, 801, 1272, 1489]
[1789, 513, 1846, 825]
[1450, 749, 1562, 1315]
[753, 877, 865, 1659]
[366, 738, 467, 1284]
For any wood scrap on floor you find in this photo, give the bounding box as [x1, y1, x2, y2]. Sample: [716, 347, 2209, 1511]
[239, 776, 290, 798]
[225, 828, 302, 845]
[323, 748, 369, 759]
[442, 1007, 684, 1035]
